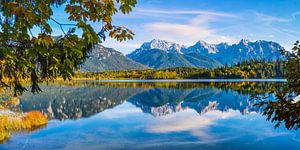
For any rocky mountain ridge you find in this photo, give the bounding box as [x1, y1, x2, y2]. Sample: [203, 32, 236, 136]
[128, 39, 284, 68]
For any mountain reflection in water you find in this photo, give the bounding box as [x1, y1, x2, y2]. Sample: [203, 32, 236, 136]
[0, 81, 298, 150]
[19, 81, 279, 120]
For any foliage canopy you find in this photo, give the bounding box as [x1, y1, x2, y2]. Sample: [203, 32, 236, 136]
[0, 0, 136, 95]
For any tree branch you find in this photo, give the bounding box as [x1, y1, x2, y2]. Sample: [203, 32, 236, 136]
[50, 17, 77, 34]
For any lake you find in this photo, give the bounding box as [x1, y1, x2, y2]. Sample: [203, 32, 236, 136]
[0, 80, 299, 150]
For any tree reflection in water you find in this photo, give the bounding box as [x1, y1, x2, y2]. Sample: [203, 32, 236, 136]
[19, 80, 299, 130]
[254, 84, 300, 130]
[255, 42, 300, 130]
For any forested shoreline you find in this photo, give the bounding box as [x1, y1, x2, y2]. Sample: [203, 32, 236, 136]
[75, 60, 285, 80]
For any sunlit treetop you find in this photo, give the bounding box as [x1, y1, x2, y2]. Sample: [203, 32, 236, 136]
[0, 0, 136, 96]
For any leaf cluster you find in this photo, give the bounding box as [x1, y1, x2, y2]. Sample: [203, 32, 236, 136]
[0, 0, 136, 95]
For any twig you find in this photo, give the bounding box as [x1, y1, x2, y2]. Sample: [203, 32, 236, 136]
[50, 17, 76, 35]
[29, 29, 34, 37]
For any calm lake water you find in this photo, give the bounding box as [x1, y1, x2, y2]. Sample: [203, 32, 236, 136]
[1, 80, 299, 150]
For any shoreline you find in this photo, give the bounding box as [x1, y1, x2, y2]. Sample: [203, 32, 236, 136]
[72, 79, 287, 83]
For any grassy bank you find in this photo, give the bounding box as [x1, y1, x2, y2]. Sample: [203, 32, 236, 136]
[0, 111, 48, 143]
[0, 97, 48, 143]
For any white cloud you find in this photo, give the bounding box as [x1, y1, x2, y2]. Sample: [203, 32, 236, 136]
[143, 13, 237, 45]
[103, 9, 239, 53]
[147, 109, 239, 133]
[147, 109, 240, 142]
[292, 11, 300, 20]
[135, 9, 238, 18]
[97, 103, 142, 119]
[104, 8, 298, 54]
[102, 39, 142, 54]
[144, 22, 210, 43]
[254, 12, 290, 25]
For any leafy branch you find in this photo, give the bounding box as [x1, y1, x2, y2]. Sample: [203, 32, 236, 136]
[0, 0, 137, 96]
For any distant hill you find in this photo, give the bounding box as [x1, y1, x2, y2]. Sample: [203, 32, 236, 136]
[127, 39, 284, 68]
[80, 45, 147, 72]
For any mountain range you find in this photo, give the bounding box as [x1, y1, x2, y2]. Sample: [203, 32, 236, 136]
[127, 39, 284, 68]
[81, 39, 284, 71]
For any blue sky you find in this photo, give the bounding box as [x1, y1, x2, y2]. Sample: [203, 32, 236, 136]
[48, 0, 300, 54]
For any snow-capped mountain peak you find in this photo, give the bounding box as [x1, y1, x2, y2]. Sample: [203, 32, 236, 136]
[195, 40, 209, 47]
[140, 39, 184, 53]
[239, 39, 250, 45]
[181, 40, 218, 54]
[128, 39, 285, 68]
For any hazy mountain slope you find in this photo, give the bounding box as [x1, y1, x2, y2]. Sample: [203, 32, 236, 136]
[81, 45, 147, 72]
[127, 48, 195, 69]
[184, 53, 223, 68]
